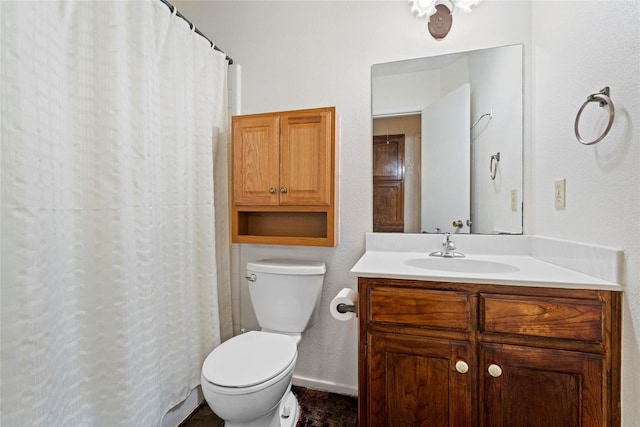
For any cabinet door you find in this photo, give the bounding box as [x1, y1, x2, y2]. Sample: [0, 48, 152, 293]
[232, 115, 280, 205]
[368, 333, 474, 427]
[279, 109, 333, 206]
[480, 343, 603, 427]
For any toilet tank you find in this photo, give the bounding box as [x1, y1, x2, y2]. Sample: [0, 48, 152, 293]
[246, 259, 326, 334]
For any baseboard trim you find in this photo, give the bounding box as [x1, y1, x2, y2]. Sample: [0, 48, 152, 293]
[162, 386, 204, 427]
[293, 374, 358, 397]
[163, 375, 357, 427]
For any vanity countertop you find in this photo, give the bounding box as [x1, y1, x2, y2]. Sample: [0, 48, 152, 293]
[350, 234, 624, 291]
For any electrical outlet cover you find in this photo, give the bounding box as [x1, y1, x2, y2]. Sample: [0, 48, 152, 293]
[554, 179, 566, 209]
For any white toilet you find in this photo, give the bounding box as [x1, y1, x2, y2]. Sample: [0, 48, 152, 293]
[201, 259, 326, 427]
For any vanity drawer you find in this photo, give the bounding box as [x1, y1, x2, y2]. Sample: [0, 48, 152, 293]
[480, 293, 604, 343]
[369, 287, 471, 331]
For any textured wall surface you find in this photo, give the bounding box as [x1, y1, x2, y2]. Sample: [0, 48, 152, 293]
[531, 2, 640, 424]
[174, 0, 639, 421]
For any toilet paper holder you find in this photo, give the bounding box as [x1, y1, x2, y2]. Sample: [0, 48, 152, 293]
[336, 303, 357, 316]
[331, 288, 358, 320]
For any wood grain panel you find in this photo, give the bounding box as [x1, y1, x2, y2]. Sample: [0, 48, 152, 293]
[370, 287, 471, 331]
[280, 109, 333, 206]
[368, 333, 474, 427]
[373, 135, 405, 180]
[232, 115, 280, 205]
[481, 343, 603, 427]
[481, 293, 604, 342]
[373, 181, 404, 232]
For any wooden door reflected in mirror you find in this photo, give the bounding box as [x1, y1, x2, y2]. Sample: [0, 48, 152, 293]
[373, 135, 405, 232]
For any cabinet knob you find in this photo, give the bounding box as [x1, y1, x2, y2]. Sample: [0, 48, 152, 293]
[455, 360, 469, 374]
[488, 364, 503, 378]
[269, 187, 276, 194]
[280, 187, 288, 194]
[452, 219, 464, 228]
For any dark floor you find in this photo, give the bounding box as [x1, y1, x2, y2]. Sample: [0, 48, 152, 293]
[180, 385, 358, 427]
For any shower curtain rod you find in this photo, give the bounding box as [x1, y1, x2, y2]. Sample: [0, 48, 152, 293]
[159, 0, 233, 64]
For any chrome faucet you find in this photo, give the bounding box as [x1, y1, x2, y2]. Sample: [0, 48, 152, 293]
[442, 233, 457, 257]
[429, 232, 465, 258]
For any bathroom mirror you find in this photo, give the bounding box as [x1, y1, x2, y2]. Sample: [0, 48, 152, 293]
[372, 44, 523, 235]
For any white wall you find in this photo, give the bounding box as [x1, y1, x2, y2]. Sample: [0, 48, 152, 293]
[531, 2, 640, 424]
[173, 0, 640, 422]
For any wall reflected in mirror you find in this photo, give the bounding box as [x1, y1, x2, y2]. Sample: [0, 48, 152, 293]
[372, 44, 523, 235]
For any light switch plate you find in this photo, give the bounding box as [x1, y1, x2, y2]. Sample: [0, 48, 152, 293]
[554, 179, 566, 209]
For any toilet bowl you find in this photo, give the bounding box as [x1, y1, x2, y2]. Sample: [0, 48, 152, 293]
[201, 331, 298, 427]
[200, 259, 326, 427]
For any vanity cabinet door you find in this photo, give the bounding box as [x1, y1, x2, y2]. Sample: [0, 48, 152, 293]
[367, 332, 474, 427]
[480, 343, 604, 427]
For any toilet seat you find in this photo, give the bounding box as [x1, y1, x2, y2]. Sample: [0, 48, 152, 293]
[202, 331, 297, 389]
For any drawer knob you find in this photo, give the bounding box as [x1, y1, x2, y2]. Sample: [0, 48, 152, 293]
[455, 360, 469, 374]
[488, 364, 503, 378]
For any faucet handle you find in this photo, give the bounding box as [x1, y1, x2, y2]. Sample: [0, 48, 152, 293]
[442, 232, 451, 246]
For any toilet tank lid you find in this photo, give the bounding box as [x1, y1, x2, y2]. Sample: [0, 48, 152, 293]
[247, 259, 326, 275]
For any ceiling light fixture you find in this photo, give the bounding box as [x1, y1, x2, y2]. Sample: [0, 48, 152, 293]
[409, 0, 481, 39]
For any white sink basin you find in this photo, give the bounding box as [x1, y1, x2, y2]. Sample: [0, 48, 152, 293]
[404, 257, 520, 274]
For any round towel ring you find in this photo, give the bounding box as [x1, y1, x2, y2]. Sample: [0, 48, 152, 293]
[574, 88, 615, 145]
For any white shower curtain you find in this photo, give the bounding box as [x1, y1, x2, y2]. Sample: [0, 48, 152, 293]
[0, 1, 229, 425]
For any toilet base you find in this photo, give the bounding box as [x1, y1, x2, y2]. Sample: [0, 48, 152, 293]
[277, 390, 299, 427]
[223, 389, 299, 427]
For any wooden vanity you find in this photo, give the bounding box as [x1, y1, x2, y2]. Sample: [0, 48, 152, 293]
[357, 277, 621, 427]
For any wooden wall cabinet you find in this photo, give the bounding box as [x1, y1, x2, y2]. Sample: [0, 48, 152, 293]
[358, 278, 621, 427]
[231, 107, 337, 246]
